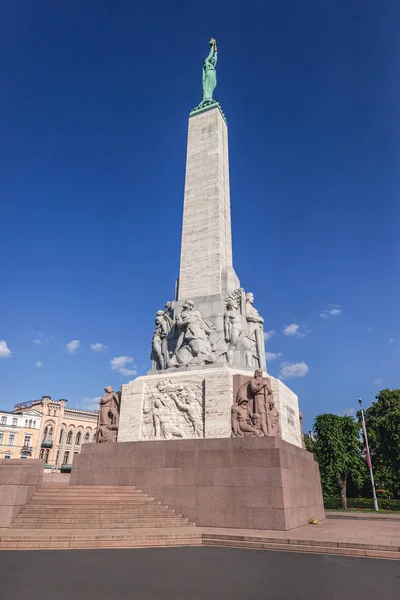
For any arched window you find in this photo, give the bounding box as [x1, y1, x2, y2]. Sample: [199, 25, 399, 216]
[48, 427, 53, 440]
[25, 419, 28, 427]
[59, 429, 64, 444]
[75, 432, 81, 445]
[33, 421, 36, 428]
[84, 432, 90, 443]
[93, 430, 97, 442]
[43, 426, 48, 441]
[66, 431, 73, 444]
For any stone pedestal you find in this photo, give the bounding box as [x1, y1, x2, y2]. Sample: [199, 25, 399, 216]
[0, 459, 43, 527]
[70, 437, 325, 530]
[118, 365, 302, 448]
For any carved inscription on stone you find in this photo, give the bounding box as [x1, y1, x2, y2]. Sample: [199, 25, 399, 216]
[286, 406, 296, 428]
[142, 379, 204, 440]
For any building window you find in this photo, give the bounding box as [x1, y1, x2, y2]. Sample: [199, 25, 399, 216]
[75, 432, 81, 445]
[44, 449, 50, 463]
[4, 454, 11, 459]
[40, 448, 45, 459]
[59, 429, 64, 444]
[0, 433, 4, 445]
[56, 450, 60, 465]
[25, 419, 28, 427]
[43, 426, 48, 441]
[9, 434, 15, 446]
[66, 431, 73, 445]
[24, 435, 31, 447]
[84, 432, 90, 443]
[29, 419, 33, 428]
[1, 416, 6, 425]
[63, 451, 70, 465]
[12, 417, 18, 426]
[48, 427, 53, 440]
[33, 421, 36, 428]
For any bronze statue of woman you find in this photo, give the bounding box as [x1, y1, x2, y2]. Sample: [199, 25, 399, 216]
[202, 38, 218, 103]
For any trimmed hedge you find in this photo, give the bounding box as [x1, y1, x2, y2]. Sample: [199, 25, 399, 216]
[324, 497, 400, 511]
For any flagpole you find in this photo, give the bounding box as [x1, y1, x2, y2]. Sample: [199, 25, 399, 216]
[358, 398, 379, 511]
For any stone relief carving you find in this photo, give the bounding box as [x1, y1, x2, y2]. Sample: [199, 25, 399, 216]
[142, 379, 204, 440]
[232, 370, 281, 438]
[96, 386, 121, 443]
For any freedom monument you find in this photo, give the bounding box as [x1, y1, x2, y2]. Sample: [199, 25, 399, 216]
[118, 38, 300, 446]
[73, 40, 324, 530]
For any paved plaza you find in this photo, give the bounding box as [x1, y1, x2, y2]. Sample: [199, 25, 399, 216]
[1, 546, 400, 600]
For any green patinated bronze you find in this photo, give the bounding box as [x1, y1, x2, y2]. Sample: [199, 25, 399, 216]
[189, 38, 226, 123]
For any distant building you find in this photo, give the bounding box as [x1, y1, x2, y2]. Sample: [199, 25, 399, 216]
[13, 395, 98, 471]
[0, 408, 43, 459]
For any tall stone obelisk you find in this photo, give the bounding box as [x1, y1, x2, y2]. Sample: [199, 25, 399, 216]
[118, 39, 302, 449]
[178, 105, 238, 300]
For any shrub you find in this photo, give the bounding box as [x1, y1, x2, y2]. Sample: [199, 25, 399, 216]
[323, 497, 400, 511]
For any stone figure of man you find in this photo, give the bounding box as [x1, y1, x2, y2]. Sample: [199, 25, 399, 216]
[249, 369, 273, 436]
[231, 398, 263, 437]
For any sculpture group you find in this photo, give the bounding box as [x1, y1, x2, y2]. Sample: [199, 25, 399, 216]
[232, 370, 281, 438]
[151, 289, 265, 371]
[96, 386, 121, 443]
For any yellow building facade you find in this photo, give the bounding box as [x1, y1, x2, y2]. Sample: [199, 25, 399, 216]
[13, 395, 98, 471]
[0, 409, 43, 459]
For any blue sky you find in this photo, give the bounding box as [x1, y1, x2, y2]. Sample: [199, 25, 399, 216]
[1, 1, 399, 430]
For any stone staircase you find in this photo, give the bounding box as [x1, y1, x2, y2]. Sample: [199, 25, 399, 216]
[0, 484, 200, 549]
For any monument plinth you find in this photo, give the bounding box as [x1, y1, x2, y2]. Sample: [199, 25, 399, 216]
[74, 40, 324, 531]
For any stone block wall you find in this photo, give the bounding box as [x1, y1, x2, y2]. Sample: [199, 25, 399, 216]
[0, 459, 43, 527]
[70, 438, 324, 530]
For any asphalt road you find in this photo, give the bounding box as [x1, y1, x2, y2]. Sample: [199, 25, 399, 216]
[1, 547, 399, 600]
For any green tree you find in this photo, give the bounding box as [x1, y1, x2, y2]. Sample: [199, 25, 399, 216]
[312, 414, 365, 509]
[360, 389, 400, 498]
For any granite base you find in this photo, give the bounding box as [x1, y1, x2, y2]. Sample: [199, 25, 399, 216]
[0, 459, 44, 527]
[70, 437, 324, 530]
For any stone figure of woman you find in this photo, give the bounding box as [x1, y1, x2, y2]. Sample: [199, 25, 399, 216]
[224, 300, 243, 364]
[202, 38, 218, 103]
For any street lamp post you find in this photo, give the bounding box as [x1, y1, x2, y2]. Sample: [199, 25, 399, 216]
[358, 398, 379, 511]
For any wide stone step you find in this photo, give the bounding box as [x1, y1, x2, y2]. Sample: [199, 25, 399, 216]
[33, 492, 147, 500]
[34, 488, 141, 493]
[0, 534, 202, 550]
[0, 527, 202, 549]
[12, 521, 194, 529]
[17, 508, 175, 516]
[28, 500, 160, 506]
[15, 512, 182, 521]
